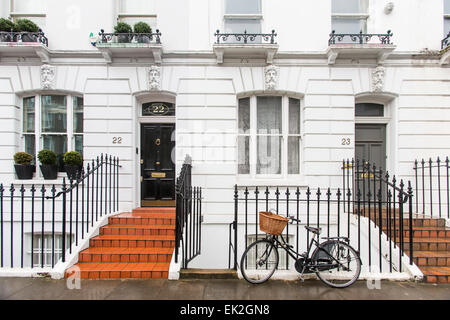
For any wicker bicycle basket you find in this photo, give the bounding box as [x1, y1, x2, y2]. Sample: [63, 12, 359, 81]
[259, 211, 289, 235]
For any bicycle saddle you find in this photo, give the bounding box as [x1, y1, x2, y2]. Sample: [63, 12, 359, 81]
[305, 226, 321, 234]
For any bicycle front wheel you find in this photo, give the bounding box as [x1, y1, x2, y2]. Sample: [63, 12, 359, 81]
[240, 239, 279, 284]
[312, 240, 361, 288]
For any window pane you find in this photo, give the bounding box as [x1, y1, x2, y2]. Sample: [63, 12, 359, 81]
[332, 17, 366, 34]
[238, 98, 250, 134]
[43, 135, 67, 156]
[445, 0, 450, 14]
[332, 0, 362, 13]
[257, 97, 282, 134]
[226, 0, 261, 14]
[119, 0, 155, 13]
[74, 135, 83, 156]
[224, 19, 261, 40]
[238, 136, 250, 174]
[257, 136, 281, 174]
[73, 97, 83, 133]
[23, 97, 35, 133]
[288, 137, 300, 174]
[289, 98, 300, 134]
[355, 103, 384, 117]
[41, 96, 67, 133]
[445, 18, 450, 36]
[24, 135, 35, 158]
[13, 0, 44, 12]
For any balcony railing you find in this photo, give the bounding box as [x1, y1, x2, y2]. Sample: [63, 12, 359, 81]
[214, 29, 277, 44]
[98, 29, 161, 44]
[0, 30, 48, 46]
[442, 32, 450, 50]
[329, 30, 393, 45]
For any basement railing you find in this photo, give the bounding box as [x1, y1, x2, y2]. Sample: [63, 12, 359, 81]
[175, 155, 202, 269]
[214, 29, 277, 44]
[98, 29, 162, 44]
[413, 157, 449, 219]
[0, 30, 48, 46]
[329, 30, 393, 45]
[0, 154, 120, 269]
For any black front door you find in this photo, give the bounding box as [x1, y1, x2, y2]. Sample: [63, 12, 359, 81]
[140, 123, 175, 207]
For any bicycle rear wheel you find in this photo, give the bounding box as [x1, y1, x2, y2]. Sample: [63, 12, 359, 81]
[240, 239, 279, 284]
[312, 240, 361, 288]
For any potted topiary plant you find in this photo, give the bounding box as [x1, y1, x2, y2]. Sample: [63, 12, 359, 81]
[63, 151, 83, 181]
[37, 149, 58, 180]
[13, 152, 34, 180]
[134, 21, 152, 43]
[15, 19, 39, 42]
[0, 18, 16, 42]
[114, 22, 132, 43]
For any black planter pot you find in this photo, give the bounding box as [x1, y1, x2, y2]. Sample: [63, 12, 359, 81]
[21, 33, 37, 42]
[117, 34, 131, 43]
[0, 34, 13, 42]
[137, 35, 150, 43]
[40, 164, 58, 180]
[14, 164, 35, 180]
[65, 165, 82, 181]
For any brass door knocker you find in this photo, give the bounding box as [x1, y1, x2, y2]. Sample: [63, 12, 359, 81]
[155, 138, 161, 146]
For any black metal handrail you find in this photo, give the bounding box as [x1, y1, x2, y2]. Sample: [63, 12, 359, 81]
[0, 29, 48, 46]
[214, 29, 277, 44]
[329, 30, 393, 45]
[98, 29, 161, 44]
[175, 155, 202, 268]
[442, 32, 450, 50]
[413, 157, 449, 219]
[0, 154, 120, 269]
[232, 180, 414, 274]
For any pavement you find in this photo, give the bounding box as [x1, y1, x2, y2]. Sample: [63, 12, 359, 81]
[0, 278, 449, 300]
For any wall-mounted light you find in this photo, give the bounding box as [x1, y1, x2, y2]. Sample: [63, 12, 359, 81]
[384, 2, 394, 15]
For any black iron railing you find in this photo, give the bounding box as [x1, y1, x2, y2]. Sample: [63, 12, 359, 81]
[413, 157, 449, 219]
[98, 29, 161, 44]
[329, 30, 393, 45]
[0, 30, 48, 46]
[0, 154, 120, 269]
[442, 32, 450, 50]
[175, 156, 202, 269]
[214, 29, 277, 44]
[232, 176, 413, 274]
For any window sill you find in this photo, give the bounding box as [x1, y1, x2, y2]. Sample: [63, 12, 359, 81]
[326, 43, 396, 64]
[213, 43, 278, 64]
[13, 174, 68, 185]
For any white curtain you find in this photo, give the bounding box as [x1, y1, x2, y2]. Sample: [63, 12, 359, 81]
[257, 97, 281, 174]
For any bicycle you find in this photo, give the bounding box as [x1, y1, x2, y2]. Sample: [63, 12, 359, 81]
[240, 211, 362, 288]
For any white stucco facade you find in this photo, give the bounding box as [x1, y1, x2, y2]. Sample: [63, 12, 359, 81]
[0, 0, 449, 273]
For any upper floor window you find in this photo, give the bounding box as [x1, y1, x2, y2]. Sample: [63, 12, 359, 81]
[22, 94, 84, 171]
[238, 96, 301, 176]
[224, 0, 262, 42]
[355, 103, 384, 117]
[331, 0, 368, 34]
[445, 0, 450, 36]
[9, 0, 46, 26]
[117, 0, 156, 29]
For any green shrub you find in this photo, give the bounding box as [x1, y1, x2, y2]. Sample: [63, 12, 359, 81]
[15, 19, 39, 32]
[37, 149, 57, 165]
[63, 151, 83, 166]
[114, 22, 132, 34]
[14, 152, 33, 165]
[0, 18, 16, 32]
[134, 22, 151, 34]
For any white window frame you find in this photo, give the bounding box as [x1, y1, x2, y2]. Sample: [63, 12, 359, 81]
[223, 0, 263, 35]
[116, 0, 157, 28]
[237, 95, 303, 180]
[28, 233, 71, 268]
[444, 0, 450, 36]
[331, 0, 369, 34]
[9, 0, 46, 21]
[20, 94, 84, 177]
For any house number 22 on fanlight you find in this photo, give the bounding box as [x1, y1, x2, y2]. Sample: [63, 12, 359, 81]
[112, 137, 123, 144]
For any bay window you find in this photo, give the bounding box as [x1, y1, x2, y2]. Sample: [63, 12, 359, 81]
[22, 94, 84, 173]
[238, 96, 301, 177]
